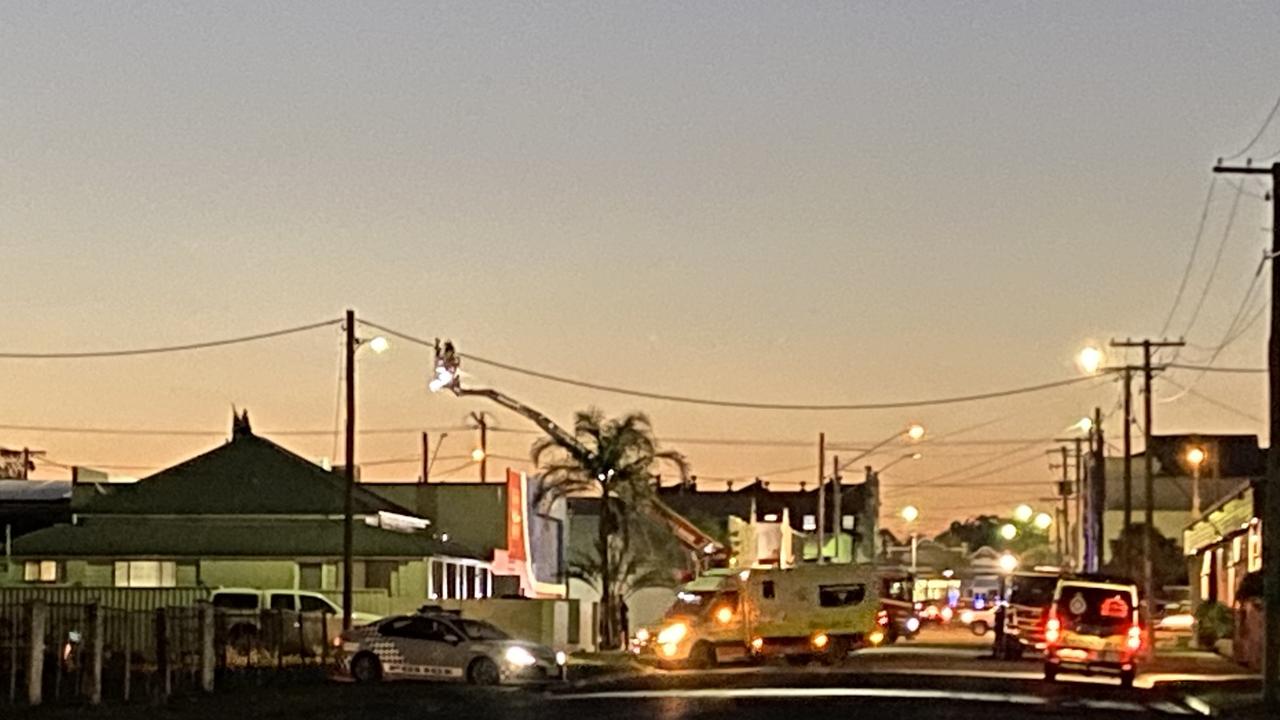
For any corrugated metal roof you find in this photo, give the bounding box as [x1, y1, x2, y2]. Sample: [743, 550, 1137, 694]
[0, 480, 72, 502]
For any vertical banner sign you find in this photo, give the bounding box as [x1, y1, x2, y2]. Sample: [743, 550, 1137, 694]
[507, 469, 527, 562]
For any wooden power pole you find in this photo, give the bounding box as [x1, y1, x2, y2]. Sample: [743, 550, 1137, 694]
[1111, 337, 1183, 650]
[1214, 160, 1279, 709]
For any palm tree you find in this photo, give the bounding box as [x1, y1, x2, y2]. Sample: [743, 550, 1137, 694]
[532, 408, 688, 649]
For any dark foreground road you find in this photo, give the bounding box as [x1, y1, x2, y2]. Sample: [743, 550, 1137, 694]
[11, 629, 1260, 719]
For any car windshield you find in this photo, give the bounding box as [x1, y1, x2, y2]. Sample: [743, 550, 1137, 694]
[1055, 585, 1136, 633]
[666, 590, 717, 618]
[455, 619, 509, 641]
[1008, 576, 1059, 607]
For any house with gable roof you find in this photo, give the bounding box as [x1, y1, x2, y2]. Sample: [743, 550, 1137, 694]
[2, 412, 490, 615]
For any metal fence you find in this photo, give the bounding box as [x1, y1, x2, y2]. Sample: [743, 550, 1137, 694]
[1, 599, 339, 707]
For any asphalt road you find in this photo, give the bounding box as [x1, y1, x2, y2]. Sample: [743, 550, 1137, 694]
[12, 626, 1260, 720]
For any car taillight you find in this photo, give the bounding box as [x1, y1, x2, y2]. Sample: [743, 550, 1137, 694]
[1127, 625, 1142, 651]
[1045, 615, 1061, 644]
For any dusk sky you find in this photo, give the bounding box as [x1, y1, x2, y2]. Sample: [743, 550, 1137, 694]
[4, 2, 1280, 534]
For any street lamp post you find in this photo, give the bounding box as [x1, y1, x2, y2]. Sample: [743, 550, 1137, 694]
[1187, 446, 1206, 520]
[901, 505, 920, 571]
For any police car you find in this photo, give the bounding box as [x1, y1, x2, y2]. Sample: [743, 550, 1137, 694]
[337, 608, 566, 686]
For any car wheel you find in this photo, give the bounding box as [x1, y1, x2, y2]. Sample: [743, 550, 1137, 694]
[971, 621, 989, 636]
[1044, 663, 1058, 682]
[468, 657, 501, 686]
[688, 641, 717, 670]
[1119, 668, 1136, 688]
[351, 653, 382, 684]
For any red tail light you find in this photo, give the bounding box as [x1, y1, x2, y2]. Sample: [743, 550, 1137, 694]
[1045, 615, 1061, 644]
[877, 610, 889, 627]
[1126, 625, 1142, 651]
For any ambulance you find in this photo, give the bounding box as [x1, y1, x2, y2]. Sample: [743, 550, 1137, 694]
[646, 564, 884, 668]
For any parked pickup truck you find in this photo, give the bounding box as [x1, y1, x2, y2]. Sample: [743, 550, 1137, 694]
[210, 588, 381, 653]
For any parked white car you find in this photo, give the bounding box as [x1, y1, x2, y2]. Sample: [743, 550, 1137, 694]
[210, 588, 381, 651]
[338, 608, 566, 685]
[959, 605, 997, 636]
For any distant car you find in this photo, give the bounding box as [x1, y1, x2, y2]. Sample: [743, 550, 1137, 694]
[210, 588, 381, 651]
[1043, 577, 1143, 688]
[337, 608, 565, 685]
[959, 605, 997, 636]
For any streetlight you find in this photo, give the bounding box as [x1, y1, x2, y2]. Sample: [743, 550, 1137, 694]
[878, 452, 923, 473]
[838, 424, 927, 474]
[998, 552, 1019, 574]
[1033, 512, 1053, 531]
[907, 424, 926, 442]
[1075, 416, 1094, 433]
[1076, 345, 1105, 375]
[901, 505, 920, 571]
[367, 336, 390, 354]
[471, 448, 487, 462]
[1000, 523, 1018, 541]
[1187, 446, 1207, 518]
[1014, 504, 1034, 523]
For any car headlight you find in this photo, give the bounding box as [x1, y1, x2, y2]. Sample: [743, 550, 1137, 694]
[635, 628, 650, 642]
[656, 622, 688, 646]
[906, 617, 920, 633]
[555, 650, 567, 666]
[505, 646, 538, 667]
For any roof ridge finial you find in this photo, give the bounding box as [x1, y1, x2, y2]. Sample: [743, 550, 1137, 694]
[232, 407, 253, 439]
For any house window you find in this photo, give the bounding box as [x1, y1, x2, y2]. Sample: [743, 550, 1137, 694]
[299, 563, 323, 590]
[802, 515, 816, 531]
[114, 561, 176, 588]
[841, 515, 855, 531]
[24, 561, 58, 583]
[363, 562, 396, 592]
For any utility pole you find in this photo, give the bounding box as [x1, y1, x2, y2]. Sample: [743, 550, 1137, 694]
[831, 455, 842, 563]
[816, 433, 826, 564]
[471, 412, 488, 483]
[1074, 437, 1084, 566]
[1058, 446, 1070, 562]
[421, 432, 430, 484]
[1214, 160, 1279, 709]
[1122, 367, 1134, 530]
[1089, 406, 1106, 573]
[1111, 337, 1184, 650]
[342, 309, 356, 631]
[1052, 438, 1086, 566]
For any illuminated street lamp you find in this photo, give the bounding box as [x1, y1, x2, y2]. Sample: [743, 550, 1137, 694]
[1033, 512, 1053, 531]
[471, 448, 487, 462]
[1187, 446, 1207, 518]
[367, 336, 390, 354]
[1075, 416, 1094, 433]
[998, 552, 1019, 574]
[1000, 523, 1018, 541]
[1076, 345, 1105, 375]
[878, 452, 923, 473]
[907, 424, 926, 442]
[901, 506, 920, 571]
[1014, 504, 1034, 523]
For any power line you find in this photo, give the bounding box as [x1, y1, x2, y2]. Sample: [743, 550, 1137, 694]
[1167, 363, 1266, 374]
[1223, 92, 1280, 161]
[0, 319, 340, 359]
[882, 450, 1053, 496]
[365, 316, 1098, 412]
[1160, 178, 1219, 336]
[0, 422, 469, 437]
[1163, 377, 1265, 424]
[1177, 180, 1246, 340]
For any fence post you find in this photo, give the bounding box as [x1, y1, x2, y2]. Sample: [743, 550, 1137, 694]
[87, 603, 103, 705]
[26, 600, 46, 706]
[122, 613, 132, 703]
[199, 603, 215, 693]
[156, 608, 170, 700]
[8, 613, 17, 704]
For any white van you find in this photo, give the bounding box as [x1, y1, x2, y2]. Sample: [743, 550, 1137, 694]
[647, 564, 883, 668]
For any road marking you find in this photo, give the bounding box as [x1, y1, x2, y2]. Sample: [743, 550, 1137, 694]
[554, 686, 1174, 713]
